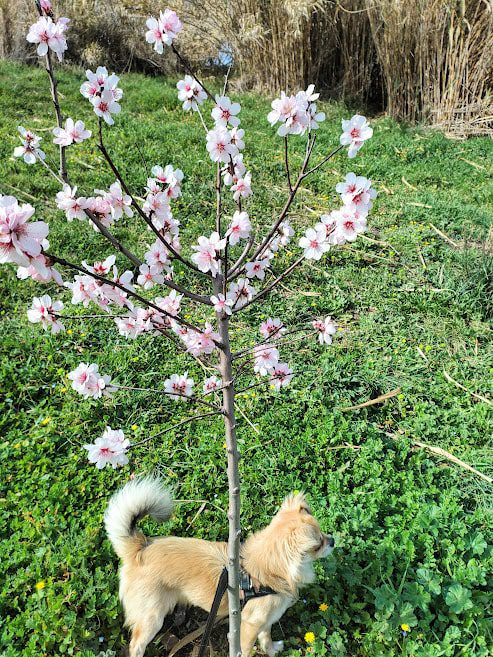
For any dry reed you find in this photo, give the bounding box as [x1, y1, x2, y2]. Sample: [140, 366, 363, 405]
[1, 0, 492, 133]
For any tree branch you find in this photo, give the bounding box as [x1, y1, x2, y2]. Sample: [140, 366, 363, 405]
[233, 256, 305, 313]
[44, 49, 67, 183]
[45, 252, 206, 334]
[171, 44, 216, 102]
[97, 120, 207, 280]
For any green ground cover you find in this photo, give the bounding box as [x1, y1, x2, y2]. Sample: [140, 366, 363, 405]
[0, 60, 492, 657]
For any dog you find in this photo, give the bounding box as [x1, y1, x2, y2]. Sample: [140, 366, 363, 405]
[105, 477, 334, 657]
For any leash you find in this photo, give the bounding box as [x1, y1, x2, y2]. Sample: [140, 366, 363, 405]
[196, 566, 277, 657]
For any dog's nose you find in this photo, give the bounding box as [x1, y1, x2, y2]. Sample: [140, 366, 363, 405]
[327, 536, 335, 548]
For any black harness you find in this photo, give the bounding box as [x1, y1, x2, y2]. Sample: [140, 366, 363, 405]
[239, 568, 278, 608]
[196, 566, 278, 657]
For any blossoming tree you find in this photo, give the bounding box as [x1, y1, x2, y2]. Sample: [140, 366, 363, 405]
[1, 2, 376, 655]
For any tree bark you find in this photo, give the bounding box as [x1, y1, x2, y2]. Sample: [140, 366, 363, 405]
[214, 275, 242, 657]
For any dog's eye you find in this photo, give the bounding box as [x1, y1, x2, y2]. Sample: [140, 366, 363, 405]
[300, 505, 312, 515]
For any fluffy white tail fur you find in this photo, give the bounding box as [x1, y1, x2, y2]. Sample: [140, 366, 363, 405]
[104, 477, 174, 559]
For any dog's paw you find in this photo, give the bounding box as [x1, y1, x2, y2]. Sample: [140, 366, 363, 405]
[268, 641, 284, 657]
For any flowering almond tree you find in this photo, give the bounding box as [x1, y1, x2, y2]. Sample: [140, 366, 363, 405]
[1, 2, 376, 655]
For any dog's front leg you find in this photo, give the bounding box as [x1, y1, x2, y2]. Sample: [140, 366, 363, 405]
[258, 629, 284, 657]
[240, 620, 262, 657]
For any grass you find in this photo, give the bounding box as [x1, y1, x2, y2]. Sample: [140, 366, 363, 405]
[0, 59, 492, 657]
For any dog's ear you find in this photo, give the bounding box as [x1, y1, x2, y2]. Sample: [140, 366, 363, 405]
[280, 492, 311, 514]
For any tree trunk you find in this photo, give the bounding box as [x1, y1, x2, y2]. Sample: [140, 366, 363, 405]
[215, 276, 242, 657]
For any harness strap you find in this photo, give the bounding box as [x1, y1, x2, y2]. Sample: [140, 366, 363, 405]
[196, 567, 278, 657]
[197, 567, 228, 657]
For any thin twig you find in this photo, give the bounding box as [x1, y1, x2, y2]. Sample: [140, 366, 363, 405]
[133, 410, 224, 446]
[284, 136, 293, 192]
[340, 388, 401, 411]
[113, 384, 220, 410]
[171, 44, 216, 102]
[235, 256, 305, 312]
[443, 370, 492, 405]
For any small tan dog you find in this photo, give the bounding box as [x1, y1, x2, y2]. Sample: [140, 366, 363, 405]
[105, 477, 334, 657]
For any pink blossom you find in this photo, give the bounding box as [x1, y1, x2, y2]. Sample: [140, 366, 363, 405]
[26, 16, 68, 62]
[85, 195, 114, 227]
[91, 89, 121, 125]
[101, 181, 133, 220]
[52, 118, 91, 146]
[68, 362, 114, 399]
[335, 172, 377, 211]
[17, 254, 63, 285]
[253, 345, 280, 375]
[191, 232, 226, 276]
[210, 293, 233, 315]
[267, 92, 309, 136]
[143, 191, 171, 220]
[82, 255, 116, 276]
[145, 9, 182, 53]
[227, 278, 256, 309]
[329, 206, 367, 244]
[56, 185, 88, 221]
[298, 226, 330, 260]
[271, 362, 293, 390]
[164, 372, 194, 400]
[307, 103, 325, 130]
[137, 263, 164, 289]
[231, 172, 252, 202]
[340, 115, 373, 158]
[27, 295, 64, 333]
[115, 309, 152, 338]
[206, 128, 239, 163]
[145, 240, 170, 270]
[317, 212, 337, 238]
[203, 376, 221, 393]
[39, 0, 52, 15]
[154, 290, 182, 317]
[245, 258, 269, 280]
[0, 195, 48, 266]
[278, 220, 294, 246]
[230, 127, 245, 151]
[313, 316, 336, 345]
[83, 427, 130, 469]
[80, 67, 115, 99]
[212, 96, 241, 128]
[222, 153, 246, 186]
[151, 164, 184, 198]
[226, 211, 251, 246]
[177, 75, 207, 111]
[259, 317, 286, 339]
[13, 126, 45, 164]
[182, 322, 219, 356]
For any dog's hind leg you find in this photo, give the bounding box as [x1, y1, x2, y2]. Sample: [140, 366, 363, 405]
[126, 590, 178, 657]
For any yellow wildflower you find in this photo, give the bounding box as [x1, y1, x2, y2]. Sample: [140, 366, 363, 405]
[41, 417, 51, 426]
[35, 581, 46, 590]
[400, 623, 410, 632]
[304, 632, 315, 644]
[319, 603, 329, 612]
[131, 424, 138, 431]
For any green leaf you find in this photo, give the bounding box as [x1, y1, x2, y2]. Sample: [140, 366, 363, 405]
[397, 601, 418, 627]
[445, 584, 473, 614]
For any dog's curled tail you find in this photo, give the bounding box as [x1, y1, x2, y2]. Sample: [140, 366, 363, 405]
[104, 477, 174, 561]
